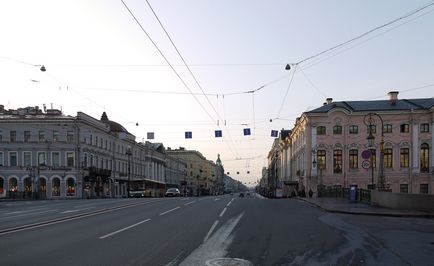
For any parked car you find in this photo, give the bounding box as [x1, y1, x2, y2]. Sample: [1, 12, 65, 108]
[165, 188, 181, 197]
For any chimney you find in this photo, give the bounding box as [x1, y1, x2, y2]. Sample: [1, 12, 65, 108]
[388, 91, 399, 105]
[326, 98, 333, 105]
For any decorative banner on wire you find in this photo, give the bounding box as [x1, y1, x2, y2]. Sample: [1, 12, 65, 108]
[185, 131, 192, 139]
[271, 130, 278, 137]
[243, 128, 251, 136]
[147, 132, 155, 139]
[215, 130, 222, 138]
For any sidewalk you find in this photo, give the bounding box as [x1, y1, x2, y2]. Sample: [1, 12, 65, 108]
[298, 197, 434, 218]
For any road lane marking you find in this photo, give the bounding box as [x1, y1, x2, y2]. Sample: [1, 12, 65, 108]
[0, 200, 164, 236]
[60, 207, 95, 214]
[203, 220, 219, 243]
[184, 201, 196, 206]
[159, 206, 180, 216]
[181, 212, 245, 265]
[219, 207, 227, 217]
[99, 219, 151, 239]
[214, 198, 221, 201]
[0, 209, 59, 221]
[180, 198, 190, 201]
[226, 198, 235, 207]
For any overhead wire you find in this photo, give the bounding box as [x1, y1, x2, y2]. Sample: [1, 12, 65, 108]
[120, 0, 216, 124]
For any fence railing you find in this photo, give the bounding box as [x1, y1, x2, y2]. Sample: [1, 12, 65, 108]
[319, 187, 371, 203]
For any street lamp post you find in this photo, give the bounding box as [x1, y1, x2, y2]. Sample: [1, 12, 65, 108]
[364, 113, 385, 190]
[126, 146, 132, 198]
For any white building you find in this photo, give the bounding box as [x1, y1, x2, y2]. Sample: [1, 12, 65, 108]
[0, 105, 169, 199]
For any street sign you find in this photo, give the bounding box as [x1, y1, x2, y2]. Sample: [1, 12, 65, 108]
[362, 160, 371, 169]
[361, 150, 371, 160]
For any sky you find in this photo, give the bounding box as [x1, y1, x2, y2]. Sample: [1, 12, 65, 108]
[1, 0, 433, 186]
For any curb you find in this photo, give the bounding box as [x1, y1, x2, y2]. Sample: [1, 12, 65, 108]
[297, 198, 434, 218]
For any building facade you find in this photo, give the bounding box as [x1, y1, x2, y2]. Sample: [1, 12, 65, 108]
[166, 148, 223, 196]
[279, 92, 434, 195]
[0, 105, 171, 199]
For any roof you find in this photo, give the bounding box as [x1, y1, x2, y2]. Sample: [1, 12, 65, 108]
[100, 112, 129, 133]
[307, 98, 434, 114]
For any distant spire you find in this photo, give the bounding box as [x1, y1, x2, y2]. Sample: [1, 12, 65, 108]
[101, 112, 108, 121]
[216, 154, 222, 165]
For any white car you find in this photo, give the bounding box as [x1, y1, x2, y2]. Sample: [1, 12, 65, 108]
[165, 188, 181, 197]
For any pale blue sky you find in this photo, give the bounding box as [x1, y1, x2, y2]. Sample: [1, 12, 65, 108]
[1, 0, 433, 185]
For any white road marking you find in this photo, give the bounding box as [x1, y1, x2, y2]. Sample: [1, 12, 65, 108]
[60, 207, 96, 214]
[226, 198, 235, 207]
[99, 219, 151, 239]
[160, 206, 180, 216]
[214, 198, 221, 201]
[0, 209, 59, 221]
[203, 220, 219, 243]
[184, 201, 196, 206]
[180, 212, 245, 265]
[180, 198, 190, 201]
[219, 207, 227, 217]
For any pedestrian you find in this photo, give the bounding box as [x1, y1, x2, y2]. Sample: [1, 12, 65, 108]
[308, 189, 313, 198]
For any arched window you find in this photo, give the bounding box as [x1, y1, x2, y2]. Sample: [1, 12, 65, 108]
[384, 148, 393, 168]
[24, 177, 32, 193]
[9, 177, 18, 192]
[420, 143, 430, 173]
[333, 150, 342, 173]
[52, 178, 60, 197]
[349, 149, 358, 169]
[66, 178, 75, 197]
[0, 177, 4, 195]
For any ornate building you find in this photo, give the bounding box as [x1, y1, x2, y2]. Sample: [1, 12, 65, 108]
[0, 105, 173, 199]
[278, 92, 434, 195]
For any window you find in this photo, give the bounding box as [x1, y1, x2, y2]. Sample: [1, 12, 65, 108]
[38, 152, 47, 166]
[39, 131, 46, 142]
[384, 148, 393, 168]
[400, 184, 408, 193]
[349, 125, 358, 134]
[23, 152, 32, 167]
[420, 184, 428, 194]
[317, 150, 326, 169]
[9, 152, 17, 166]
[317, 126, 326, 135]
[333, 125, 342, 135]
[52, 178, 60, 197]
[52, 152, 60, 167]
[53, 130, 59, 142]
[420, 123, 430, 133]
[400, 124, 409, 133]
[349, 149, 358, 169]
[24, 131, 31, 142]
[367, 125, 376, 134]
[333, 150, 342, 173]
[0, 152, 3, 166]
[100, 138, 103, 148]
[0, 130, 2, 141]
[10, 131, 16, 142]
[420, 143, 429, 173]
[383, 124, 392, 133]
[83, 153, 88, 168]
[95, 136, 98, 146]
[66, 178, 75, 196]
[67, 131, 74, 142]
[400, 148, 409, 168]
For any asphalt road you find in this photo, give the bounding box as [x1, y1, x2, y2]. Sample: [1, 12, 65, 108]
[0, 194, 433, 265]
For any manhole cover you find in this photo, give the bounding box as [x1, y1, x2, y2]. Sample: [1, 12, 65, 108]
[206, 258, 252, 266]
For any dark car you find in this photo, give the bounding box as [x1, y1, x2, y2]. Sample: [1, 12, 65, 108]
[165, 188, 181, 197]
